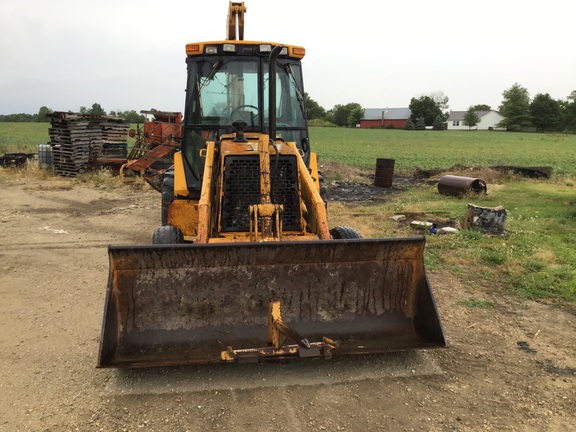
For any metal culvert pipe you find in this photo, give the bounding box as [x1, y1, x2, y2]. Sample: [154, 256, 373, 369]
[438, 175, 487, 196]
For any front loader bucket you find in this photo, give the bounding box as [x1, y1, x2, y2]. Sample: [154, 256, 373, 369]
[97, 237, 445, 368]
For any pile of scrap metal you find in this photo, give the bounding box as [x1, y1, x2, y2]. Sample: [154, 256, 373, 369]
[0, 152, 36, 167]
[491, 165, 552, 179]
[119, 109, 182, 191]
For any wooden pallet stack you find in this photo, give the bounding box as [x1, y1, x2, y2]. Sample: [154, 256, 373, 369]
[101, 117, 129, 159]
[48, 112, 128, 177]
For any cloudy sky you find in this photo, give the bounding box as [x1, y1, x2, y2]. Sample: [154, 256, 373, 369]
[1, 0, 574, 115]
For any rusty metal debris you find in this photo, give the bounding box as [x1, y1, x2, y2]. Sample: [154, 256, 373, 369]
[374, 158, 395, 188]
[464, 204, 507, 235]
[438, 175, 487, 196]
[0, 153, 35, 167]
[491, 165, 552, 179]
[119, 110, 182, 191]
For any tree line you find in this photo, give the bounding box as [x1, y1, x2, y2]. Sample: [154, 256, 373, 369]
[0, 103, 146, 123]
[4, 84, 576, 132]
[305, 85, 576, 132]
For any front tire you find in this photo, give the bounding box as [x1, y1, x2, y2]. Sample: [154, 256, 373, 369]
[330, 226, 362, 239]
[152, 225, 184, 244]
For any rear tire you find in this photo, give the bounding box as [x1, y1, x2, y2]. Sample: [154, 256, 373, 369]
[152, 225, 184, 244]
[330, 226, 362, 239]
[161, 169, 175, 226]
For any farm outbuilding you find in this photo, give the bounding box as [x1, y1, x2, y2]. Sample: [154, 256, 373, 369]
[446, 110, 506, 130]
[360, 108, 411, 129]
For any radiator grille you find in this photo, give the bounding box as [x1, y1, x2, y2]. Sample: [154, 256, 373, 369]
[221, 155, 300, 231]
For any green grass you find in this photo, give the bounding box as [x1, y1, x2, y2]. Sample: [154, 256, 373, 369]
[0, 123, 51, 152]
[309, 127, 576, 177]
[0, 122, 139, 153]
[351, 178, 576, 302]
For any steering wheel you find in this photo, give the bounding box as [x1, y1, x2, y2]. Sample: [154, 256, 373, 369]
[230, 105, 259, 123]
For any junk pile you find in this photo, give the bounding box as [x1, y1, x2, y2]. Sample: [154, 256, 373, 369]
[118, 109, 182, 191]
[47, 111, 129, 177]
[464, 204, 507, 235]
[0, 152, 36, 167]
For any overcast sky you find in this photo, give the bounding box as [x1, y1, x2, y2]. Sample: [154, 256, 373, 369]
[1, 0, 574, 115]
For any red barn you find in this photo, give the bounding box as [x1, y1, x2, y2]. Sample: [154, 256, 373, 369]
[360, 108, 411, 129]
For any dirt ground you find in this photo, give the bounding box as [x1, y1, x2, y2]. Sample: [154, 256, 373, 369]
[1, 170, 575, 432]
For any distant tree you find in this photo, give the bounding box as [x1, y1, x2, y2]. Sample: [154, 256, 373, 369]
[409, 96, 443, 126]
[304, 93, 326, 120]
[497, 83, 531, 130]
[530, 93, 563, 132]
[328, 102, 363, 127]
[11, 113, 34, 122]
[403, 118, 415, 130]
[428, 91, 450, 117]
[470, 104, 491, 112]
[117, 110, 146, 123]
[564, 90, 576, 132]
[347, 104, 364, 127]
[463, 107, 481, 130]
[88, 103, 106, 116]
[36, 106, 52, 122]
[415, 117, 426, 130]
[326, 105, 343, 126]
[79, 106, 87, 114]
[432, 115, 445, 130]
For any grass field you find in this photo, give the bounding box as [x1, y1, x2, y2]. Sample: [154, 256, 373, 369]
[2, 123, 576, 176]
[0, 123, 51, 152]
[309, 127, 576, 177]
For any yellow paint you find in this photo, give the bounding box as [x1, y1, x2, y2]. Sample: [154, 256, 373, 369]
[286, 142, 331, 239]
[196, 141, 216, 243]
[173, 152, 188, 197]
[167, 200, 198, 237]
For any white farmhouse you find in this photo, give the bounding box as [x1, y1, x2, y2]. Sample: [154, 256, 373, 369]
[446, 110, 506, 131]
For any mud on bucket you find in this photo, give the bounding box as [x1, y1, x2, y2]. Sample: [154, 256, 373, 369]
[375, 158, 395, 187]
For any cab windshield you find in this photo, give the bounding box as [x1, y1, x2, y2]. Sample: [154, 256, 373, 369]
[182, 54, 310, 196]
[188, 58, 306, 131]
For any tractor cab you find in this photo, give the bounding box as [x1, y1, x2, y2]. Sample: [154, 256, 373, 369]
[181, 41, 310, 196]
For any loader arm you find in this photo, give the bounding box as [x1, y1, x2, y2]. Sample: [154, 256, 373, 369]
[196, 141, 217, 243]
[227, 2, 246, 41]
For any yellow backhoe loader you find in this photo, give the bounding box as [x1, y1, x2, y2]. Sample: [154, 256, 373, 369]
[97, 2, 445, 367]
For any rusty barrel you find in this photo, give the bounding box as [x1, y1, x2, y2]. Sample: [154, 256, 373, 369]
[438, 175, 487, 196]
[97, 237, 446, 368]
[374, 158, 395, 187]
